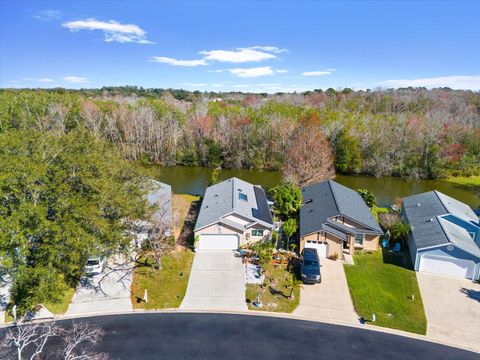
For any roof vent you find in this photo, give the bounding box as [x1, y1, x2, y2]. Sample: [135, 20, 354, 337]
[417, 203, 421, 207]
[426, 218, 434, 222]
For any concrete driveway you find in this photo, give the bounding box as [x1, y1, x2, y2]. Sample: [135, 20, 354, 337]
[294, 258, 359, 324]
[417, 272, 480, 352]
[180, 251, 247, 311]
[66, 255, 132, 316]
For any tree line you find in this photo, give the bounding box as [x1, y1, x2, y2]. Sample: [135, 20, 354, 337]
[1, 87, 479, 179]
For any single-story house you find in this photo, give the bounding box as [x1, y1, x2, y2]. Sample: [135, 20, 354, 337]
[402, 191, 480, 280]
[194, 177, 274, 251]
[299, 180, 383, 259]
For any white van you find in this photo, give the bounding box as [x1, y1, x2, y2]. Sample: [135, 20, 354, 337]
[85, 256, 105, 276]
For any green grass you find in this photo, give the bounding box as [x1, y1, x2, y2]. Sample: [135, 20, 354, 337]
[131, 250, 194, 309]
[246, 262, 300, 313]
[446, 175, 480, 187]
[344, 250, 427, 335]
[371, 206, 390, 221]
[44, 287, 75, 314]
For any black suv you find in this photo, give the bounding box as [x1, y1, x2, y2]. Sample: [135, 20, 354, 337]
[301, 248, 321, 284]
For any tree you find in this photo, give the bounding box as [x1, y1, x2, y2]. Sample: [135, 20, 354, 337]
[282, 116, 335, 187]
[390, 221, 411, 242]
[282, 218, 298, 248]
[1, 320, 107, 360]
[357, 189, 377, 209]
[270, 183, 302, 219]
[333, 129, 363, 174]
[0, 130, 147, 314]
[208, 168, 220, 186]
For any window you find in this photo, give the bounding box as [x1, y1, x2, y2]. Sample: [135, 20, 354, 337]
[468, 232, 476, 241]
[239, 192, 248, 201]
[354, 234, 364, 246]
[251, 229, 264, 237]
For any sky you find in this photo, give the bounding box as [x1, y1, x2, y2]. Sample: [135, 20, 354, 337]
[1, 0, 479, 92]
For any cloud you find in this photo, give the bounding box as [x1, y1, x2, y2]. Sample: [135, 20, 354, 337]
[248, 46, 287, 54]
[63, 76, 88, 84]
[302, 68, 336, 76]
[34, 9, 63, 22]
[227, 67, 275, 78]
[149, 56, 207, 67]
[37, 78, 54, 83]
[275, 69, 289, 74]
[62, 18, 153, 44]
[378, 75, 480, 90]
[200, 48, 276, 63]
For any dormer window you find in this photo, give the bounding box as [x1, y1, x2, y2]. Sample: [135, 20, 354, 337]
[239, 193, 248, 201]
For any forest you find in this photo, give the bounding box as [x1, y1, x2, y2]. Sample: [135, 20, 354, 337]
[1, 86, 479, 180]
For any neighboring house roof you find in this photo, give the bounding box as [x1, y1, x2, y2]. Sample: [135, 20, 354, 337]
[300, 180, 383, 238]
[402, 190, 480, 258]
[194, 177, 274, 232]
[146, 180, 172, 226]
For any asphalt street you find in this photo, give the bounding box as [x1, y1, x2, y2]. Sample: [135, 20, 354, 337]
[44, 313, 480, 359]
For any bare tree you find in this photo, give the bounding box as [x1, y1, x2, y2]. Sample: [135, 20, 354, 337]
[2, 321, 60, 360]
[282, 115, 335, 187]
[146, 199, 174, 270]
[60, 322, 108, 360]
[0, 321, 107, 360]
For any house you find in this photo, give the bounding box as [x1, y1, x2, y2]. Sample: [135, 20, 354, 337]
[402, 191, 480, 280]
[299, 180, 383, 259]
[194, 177, 274, 251]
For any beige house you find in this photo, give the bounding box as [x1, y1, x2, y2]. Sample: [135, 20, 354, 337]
[194, 177, 274, 251]
[300, 180, 383, 259]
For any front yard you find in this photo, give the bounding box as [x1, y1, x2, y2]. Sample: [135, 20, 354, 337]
[131, 250, 194, 309]
[246, 262, 300, 313]
[344, 250, 427, 335]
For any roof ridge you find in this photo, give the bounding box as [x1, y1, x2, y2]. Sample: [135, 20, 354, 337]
[433, 190, 450, 215]
[232, 177, 236, 211]
[327, 180, 341, 215]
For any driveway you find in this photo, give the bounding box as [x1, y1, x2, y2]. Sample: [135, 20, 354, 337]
[417, 272, 480, 352]
[294, 258, 359, 324]
[66, 255, 132, 316]
[180, 251, 247, 311]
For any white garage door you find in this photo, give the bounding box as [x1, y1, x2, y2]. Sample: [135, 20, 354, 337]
[419, 254, 475, 279]
[198, 234, 239, 251]
[305, 240, 328, 257]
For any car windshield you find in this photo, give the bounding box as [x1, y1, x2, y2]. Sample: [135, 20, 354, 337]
[303, 260, 318, 269]
[87, 260, 100, 266]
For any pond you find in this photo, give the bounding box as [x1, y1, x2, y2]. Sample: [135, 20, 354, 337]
[149, 165, 480, 208]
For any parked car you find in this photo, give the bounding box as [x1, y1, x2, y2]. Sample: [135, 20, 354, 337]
[85, 256, 105, 276]
[301, 248, 321, 284]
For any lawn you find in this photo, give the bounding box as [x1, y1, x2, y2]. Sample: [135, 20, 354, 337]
[246, 262, 300, 313]
[446, 176, 480, 187]
[344, 250, 427, 335]
[172, 194, 201, 249]
[131, 250, 194, 309]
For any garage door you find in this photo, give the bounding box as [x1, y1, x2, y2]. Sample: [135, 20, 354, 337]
[305, 240, 328, 257]
[419, 254, 475, 279]
[197, 234, 239, 251]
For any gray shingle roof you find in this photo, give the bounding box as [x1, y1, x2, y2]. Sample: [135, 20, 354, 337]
[146, 180, 172, 225]
[300, 180, 382, 237]
[403, 191, 480, 258]
[194, 177, 273, 232]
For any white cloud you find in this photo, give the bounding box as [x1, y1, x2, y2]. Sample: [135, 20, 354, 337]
[63, 76, 88, 84]
[378, 75, 480, 90]
[34, 9, 63, 22]
[247, 46, 287, 54]
[227, 67, 275, 78]
[276, 69, 289, 74]
[37, 78, 54, 83]
[302, 69, 336, 76]
[62, 18, 153, 44]
[200, 48, 276, 63]
[149, 56, 207, 67]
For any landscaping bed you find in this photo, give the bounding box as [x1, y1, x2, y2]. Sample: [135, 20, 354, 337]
[344, 250, 427, 334]
[131, 250, 194, 309]
[246, 261, 300, 313]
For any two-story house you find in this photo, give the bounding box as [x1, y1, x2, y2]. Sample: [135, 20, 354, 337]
[402, 191, 480, 280]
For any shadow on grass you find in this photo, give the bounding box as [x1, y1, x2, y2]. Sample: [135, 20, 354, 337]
[381, 249, 414, 270]
[176, 198, 202, 249]
[460, 288, 480, 303]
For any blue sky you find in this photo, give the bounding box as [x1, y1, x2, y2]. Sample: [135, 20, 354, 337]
[1, 1, 479, 92]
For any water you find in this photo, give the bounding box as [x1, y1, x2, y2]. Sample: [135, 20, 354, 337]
[151, 166, 480, 208]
